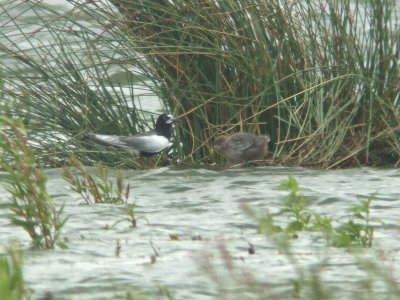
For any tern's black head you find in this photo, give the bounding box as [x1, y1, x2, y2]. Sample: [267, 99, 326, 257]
[154, 113, 177, 138]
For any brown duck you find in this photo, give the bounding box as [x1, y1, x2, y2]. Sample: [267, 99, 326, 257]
[214, 132, 270, 163]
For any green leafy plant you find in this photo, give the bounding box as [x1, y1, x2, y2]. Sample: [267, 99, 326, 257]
[332, 195, 375, 247]
[62, 156, 130, 204]
[113, 204, 148, 228]
[279, 175, 313, 231]
[247, 175, 313, 235]
[225, 178, 396, 299]
[249, 176, 378, 248]
[0, 243, 25, 300]
[0, 116, 67, 249]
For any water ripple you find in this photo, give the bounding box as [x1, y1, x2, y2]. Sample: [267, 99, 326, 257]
[1, 166, 400, 299]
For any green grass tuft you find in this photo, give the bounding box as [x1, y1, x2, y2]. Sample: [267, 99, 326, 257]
[0, 116, 67, 249]
[0, 243, 24, 300]
[62, 156, 130, 204]
[245, 176, 378, 248]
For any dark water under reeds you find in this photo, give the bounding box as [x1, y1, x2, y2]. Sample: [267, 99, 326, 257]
[1, 166, 400, 299]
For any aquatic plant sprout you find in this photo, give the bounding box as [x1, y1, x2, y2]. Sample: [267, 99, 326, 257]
[244, 176, 378, 248]
[62, 156, 130, 204]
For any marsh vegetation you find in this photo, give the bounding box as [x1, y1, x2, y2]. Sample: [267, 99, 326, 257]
[0, 0, 400, 299]
[0, 117, 67, 249]
[0, 0, 399, 168]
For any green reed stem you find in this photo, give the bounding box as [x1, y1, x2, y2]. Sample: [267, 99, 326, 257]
[0, 116, 67, 249]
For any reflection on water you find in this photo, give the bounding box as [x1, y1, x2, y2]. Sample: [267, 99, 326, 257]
[0, 166, 400, 299]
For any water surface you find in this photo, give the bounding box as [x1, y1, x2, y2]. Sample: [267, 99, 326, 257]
[1, 166, 399, 299]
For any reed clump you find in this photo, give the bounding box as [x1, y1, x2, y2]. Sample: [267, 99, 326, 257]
[107, 0, 400, 167]
[0, 0, 399, 168]
[62, 156, 130, 204]
[0, 116, 67, 249]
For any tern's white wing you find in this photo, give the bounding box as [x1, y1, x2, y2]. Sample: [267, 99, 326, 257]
[119, 135, 170, 153]
[90, 134, 126, 147]
[90, 131, 170, 155]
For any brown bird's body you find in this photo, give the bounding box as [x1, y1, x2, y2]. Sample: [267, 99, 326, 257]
[214, 132, 270, 163]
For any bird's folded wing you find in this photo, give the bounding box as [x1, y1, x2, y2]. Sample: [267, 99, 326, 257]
[119, 135, 170, 153]
[229, 135, 254, 151]
[89, 133, 126, 147]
